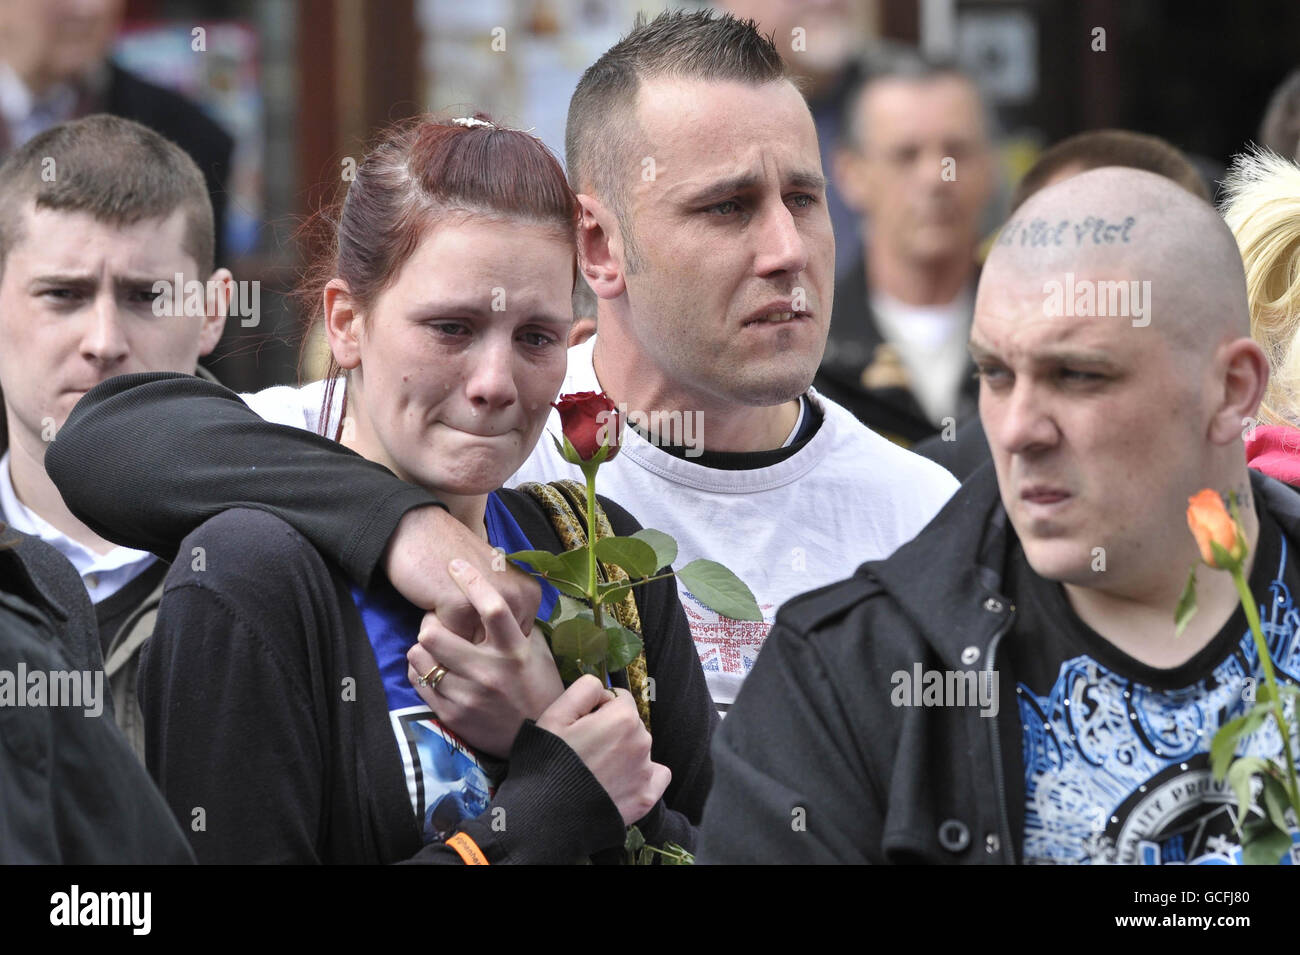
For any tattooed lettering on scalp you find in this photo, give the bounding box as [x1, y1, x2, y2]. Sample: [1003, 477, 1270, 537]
[997, 215, 1138, 248]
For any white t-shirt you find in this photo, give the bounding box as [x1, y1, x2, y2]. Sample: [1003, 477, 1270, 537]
[239, 336, 958, 709]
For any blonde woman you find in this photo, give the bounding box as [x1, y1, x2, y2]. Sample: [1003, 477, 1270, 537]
[1222, 148, 1300, 486]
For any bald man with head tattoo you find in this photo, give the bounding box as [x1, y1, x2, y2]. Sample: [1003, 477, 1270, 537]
[700, 168, 1300, 866]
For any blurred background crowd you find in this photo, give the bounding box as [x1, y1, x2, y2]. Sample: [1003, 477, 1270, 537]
[2, 0, 1295, 398]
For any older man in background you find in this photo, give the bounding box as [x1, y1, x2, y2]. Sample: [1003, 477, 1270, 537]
[815, 55, 996, 445]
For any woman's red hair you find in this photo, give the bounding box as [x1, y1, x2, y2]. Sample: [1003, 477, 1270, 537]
[298, 112, 580, 438]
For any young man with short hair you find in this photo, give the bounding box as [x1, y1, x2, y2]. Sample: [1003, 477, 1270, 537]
[0, 113, 230, 756]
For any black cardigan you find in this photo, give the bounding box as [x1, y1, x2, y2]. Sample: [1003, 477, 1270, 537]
[47, 373, 716, 863]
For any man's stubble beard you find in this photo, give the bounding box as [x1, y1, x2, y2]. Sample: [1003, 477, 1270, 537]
[647, 318, 824, 410]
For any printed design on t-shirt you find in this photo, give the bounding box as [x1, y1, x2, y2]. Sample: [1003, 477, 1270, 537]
[1019, 542, 1300, 864]
[390, 706, 493, 844]
[681, 592, 773, 679]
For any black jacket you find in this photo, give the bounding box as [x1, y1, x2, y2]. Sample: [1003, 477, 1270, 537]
[697, 464, 1300, 864]
[141, 501, 712, 865]
[6, 530, 104, 679]
[0, 531, 193, 863]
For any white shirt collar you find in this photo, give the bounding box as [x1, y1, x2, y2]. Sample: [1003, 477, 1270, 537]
[0, 450, 156, 600]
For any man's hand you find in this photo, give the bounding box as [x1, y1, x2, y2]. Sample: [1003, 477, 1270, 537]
[383, 505, 541, 637]
[406, 560, 564, 758]
[537, 676, 671, 826]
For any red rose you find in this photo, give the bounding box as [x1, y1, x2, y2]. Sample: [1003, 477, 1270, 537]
[553, 391, 620, 462]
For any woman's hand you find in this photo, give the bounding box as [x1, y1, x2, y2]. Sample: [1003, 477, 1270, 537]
[537, 677, 671, 826]
[407, 559, 564, 758]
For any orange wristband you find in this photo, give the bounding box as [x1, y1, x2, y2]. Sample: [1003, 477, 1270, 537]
[446, 831, 489, 865]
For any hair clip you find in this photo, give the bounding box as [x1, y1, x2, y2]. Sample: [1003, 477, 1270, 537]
[451, 117, 495, 130]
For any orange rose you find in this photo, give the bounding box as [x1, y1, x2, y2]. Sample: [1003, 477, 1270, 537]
[1186, 489, 1246, 569]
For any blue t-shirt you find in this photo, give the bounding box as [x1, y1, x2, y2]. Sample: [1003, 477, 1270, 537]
[349, 493, 558, 843]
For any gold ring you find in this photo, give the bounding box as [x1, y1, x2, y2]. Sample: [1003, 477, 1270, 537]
[418, 665, 448, 689]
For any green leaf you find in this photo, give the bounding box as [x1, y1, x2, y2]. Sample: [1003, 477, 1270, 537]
[1261, 772, 1292, 834]
[548, 577, 592, 601]
[1225, 756, 1269, 827]
[593, 535, 658, 579]
[624, 826, 646, 856]
[1241, 818, 1292, 866]
[558, 432, 585, 465]
[575, 656, 608, 682]
[549, 432, 575, 464]
[551, 546, 592, 593]
[550, 616, 608, 670]
[555, 656, 584, 685]
[511, 546, 591, 597]
[631, 528, 677, 571]
[1212, 708, 1272, 781]
[658, 843, 695, 865]
[604, 624, 644, 673]
[631, 841, 695, 865]
[1174, 566, 1197, 637]
[1211, 715, 1249, 780]
[549, 593, 593, 624]
[507, 549, 564, 576]
[1257, 679, 1274, 705]
[551, 620, 608, 684]
[597, 580, 634, 606]
[551, 431, 612, 468]
[677, 559, 764, 621]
